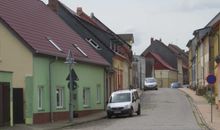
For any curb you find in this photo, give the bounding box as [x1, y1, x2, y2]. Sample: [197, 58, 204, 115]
[179, 89, 214, 130]
[48, 115, 107, 130]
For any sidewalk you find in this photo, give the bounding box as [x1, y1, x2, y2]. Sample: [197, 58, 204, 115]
[1, 111, 106, 130]
[180, 88, 220, 130]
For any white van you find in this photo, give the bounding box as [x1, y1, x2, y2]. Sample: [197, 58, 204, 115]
[106, 89, 141, 118]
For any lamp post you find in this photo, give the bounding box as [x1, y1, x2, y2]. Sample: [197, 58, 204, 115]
[65, 50, 75, 122]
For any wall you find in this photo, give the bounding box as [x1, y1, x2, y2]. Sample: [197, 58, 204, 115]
[155, 70, 177, 88]
[0, 22, 33, 126]
[0, 22, 33, 88]
[76, 63, 105, 111]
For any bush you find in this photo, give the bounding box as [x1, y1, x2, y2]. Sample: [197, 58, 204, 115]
[204, 91, 215, 104]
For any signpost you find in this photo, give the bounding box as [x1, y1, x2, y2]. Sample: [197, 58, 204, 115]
[206, 74, 216, 123]
[65, 50, 76, 122]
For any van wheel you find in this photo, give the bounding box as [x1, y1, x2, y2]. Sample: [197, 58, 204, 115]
[129, 107, 133, 117]
[137, 105, 141, 115]
[107, 113, 112, 119]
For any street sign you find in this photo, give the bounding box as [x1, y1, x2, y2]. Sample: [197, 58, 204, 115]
[206, 74, 216, 123]
[206, 74, 216, 84]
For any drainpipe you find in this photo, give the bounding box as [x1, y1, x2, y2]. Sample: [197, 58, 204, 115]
[49, 57, 57, 123]
[104, 68, 107, 110]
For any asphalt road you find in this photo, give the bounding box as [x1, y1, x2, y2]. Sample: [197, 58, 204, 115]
[63, 88, 202, 130]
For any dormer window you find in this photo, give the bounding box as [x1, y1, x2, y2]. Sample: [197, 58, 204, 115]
[86, 38, 101, 50]
[47, 37, 62, 52]
[73, 44, 88, 57]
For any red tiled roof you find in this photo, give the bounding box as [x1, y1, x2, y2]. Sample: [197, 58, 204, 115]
[0, 0, 109, 66]
[76, 7, 98, 27]
[149, 52, 176, 70]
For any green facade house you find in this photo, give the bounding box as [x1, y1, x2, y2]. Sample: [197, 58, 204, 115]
[0, 0, 109, 126]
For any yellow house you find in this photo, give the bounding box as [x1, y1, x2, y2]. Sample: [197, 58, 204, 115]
[0, 20, 33, 126]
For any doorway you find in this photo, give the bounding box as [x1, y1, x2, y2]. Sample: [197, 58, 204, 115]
[0, 82, 10, 126]
[13, 88, 24, 124]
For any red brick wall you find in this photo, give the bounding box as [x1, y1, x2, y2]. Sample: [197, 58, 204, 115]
[33, 111, 68, 124]
[33, 110, 103, 124]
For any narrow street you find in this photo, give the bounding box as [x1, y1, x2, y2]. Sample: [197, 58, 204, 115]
[62, 88, 202, 130]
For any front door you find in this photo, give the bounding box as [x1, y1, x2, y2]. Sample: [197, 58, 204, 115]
[13, 88, 24, 124]
[0, 83, 10, 126]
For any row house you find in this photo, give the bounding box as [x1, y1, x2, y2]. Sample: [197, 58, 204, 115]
[0, 0, 133, 126]
[0, 0, 110, 126]
[141, 38, 188, 87]
[48, 0, 133, 99]
[186, 12, 220, 108]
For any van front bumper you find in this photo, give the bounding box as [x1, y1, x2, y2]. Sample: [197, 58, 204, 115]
[107, 108, 131, 115]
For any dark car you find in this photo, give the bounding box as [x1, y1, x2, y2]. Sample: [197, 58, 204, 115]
[170, 82, 182, 88]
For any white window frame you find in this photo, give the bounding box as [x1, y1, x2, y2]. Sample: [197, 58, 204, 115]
[73, 44, 88, 57]
[86, 38, 101, 50]
[38, 86, 43, 110]
[47, 37, 63, 52]
[83, 87, 90, 107]
[56, 87, 64, 108]
[96, 85, 101, 104]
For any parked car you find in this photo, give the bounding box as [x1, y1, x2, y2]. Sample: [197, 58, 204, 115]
[106, 89, 141, 118]
[182, 84, 189, 88]
[144, 77, 158, 90]
[170, 82, 182, 88]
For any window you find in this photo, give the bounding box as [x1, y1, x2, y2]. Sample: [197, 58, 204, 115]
[96, 85, 101, 103]
[56, 88, 64, 108]
[86, 38, 101, 50]
[83, 88, 90, 107]
[109, 41, 112, 49]
[38, 86, 43, 110]
[73, 44, 88, 57]
[47, 37, 63, 52]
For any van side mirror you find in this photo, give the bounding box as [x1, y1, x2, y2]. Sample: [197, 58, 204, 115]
[132, 98, 136, 102]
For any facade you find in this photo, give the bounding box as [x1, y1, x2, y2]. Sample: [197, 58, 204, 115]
[0, 0, 109, 126]
[187, 12, 220, 108]
[50, 2, 115, 104]
[132, 55, 146, 89]
[65, 6, 132, 91]
[187, 37, 198, 89]
[141, 38, 186, 87]
[143, 52, 177, 88]
[168, 44, 189, 84]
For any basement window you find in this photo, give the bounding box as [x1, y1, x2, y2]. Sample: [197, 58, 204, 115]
[86, 38, 101, 50]
[47, 37, 62, 52]
[73, 44, 88, 57]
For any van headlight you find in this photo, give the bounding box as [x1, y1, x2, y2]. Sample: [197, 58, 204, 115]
[124, 105, 130, 109]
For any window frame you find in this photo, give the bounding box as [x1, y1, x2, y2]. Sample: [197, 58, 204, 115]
[83, 87, 90, 107]
[38, 86, 44, 110]
[96, 85, 101, 104]
[86, 38, 101, 50]
[56, 87, 64, 109]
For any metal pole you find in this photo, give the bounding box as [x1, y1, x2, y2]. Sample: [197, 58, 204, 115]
[211, 86, 213, 123]
[69, 63, 73, 122]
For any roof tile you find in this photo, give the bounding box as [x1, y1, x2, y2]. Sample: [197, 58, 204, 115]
[0, 0, 109, 66]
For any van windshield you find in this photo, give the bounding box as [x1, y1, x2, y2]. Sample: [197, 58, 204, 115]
[110, 93, 131, 103]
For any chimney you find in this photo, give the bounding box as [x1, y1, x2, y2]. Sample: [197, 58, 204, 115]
[150, 37, 154, 43]
[77, 7, 83, 15]
[159, 38, 162, 42]
[48, 0, 59, 13]
[90, 12, 94, 18]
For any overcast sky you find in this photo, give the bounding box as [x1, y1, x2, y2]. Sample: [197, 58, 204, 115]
[42, 0, 220, 55]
